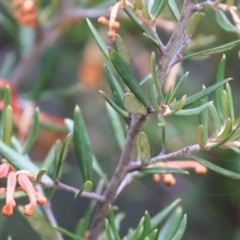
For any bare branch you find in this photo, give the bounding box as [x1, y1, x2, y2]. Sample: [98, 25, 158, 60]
[158, 0, 196, 85]
[88, 114, 147, 240]
[43, 181, 105, 203]
[128, 144, 201, 172]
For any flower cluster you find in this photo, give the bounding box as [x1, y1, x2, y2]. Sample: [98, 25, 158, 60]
[153, 161, 207, 186]
[98, 0, 135, 40]
[11, 0, 38, 28]
[0, 163, 47, 217]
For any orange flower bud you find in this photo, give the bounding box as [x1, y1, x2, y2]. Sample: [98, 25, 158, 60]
[112, 21, 120, 30]
[195, 165, 207, 175]
[98, 17, 109, 26]
[153, 174, 161, 182]
[107, 30, 116, 40]
[163, 174, 176, 186]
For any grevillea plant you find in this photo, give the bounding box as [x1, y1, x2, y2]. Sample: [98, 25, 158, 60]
[0, 0, 240, 240]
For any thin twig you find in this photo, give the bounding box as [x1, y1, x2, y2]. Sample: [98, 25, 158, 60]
[43, 181, 105, 203]
[36, 185, 64, 240]
[88, 114, 147, 240]
[158, 0, 196, 84]
[128, 144, 201, 172]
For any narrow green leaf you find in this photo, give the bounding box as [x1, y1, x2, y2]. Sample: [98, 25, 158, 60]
[76, 180, 105, 237]
[174, 102, 212, 116]
[158, 115, 166, 152]
[147, 78, 159, 112]
[199, 92, 208, 144]
[137, 132, 151, 166]
[208, 103, 221, 138]
[35, 169, 47, 184]
[75, 181, 93, 199]
[128, 217, 144, 240]
[92, 155, 108, 183]
[196, 125, 206, 149]
[108, 205, 121, 240]
[138, 167, 188, 175]
[42, 140, 60, 175]
[106, 103, 125, 151]
[140, 73, 151, 86]
[143, 33, 159, 46]
[0, 141, 52, 183]
[215, 54, 226, 125]
[115, 34, 132, 65]
[19, 206, 58, 240]
[1, 85, 11, 137]
[168, 0, 180, 21]
[110, 50, 148, 106]
[0, 53, 16, 78]
[226, 83, 234, 121]
[183, 39, 240, 59]
[142, 211, 151, 240]
[73, 106, 93, 181]
[54, 133, 72, 180]
[0, 13, 19, 43]
[157, 207, 183, 240]
[151, 52, 164, 103]
[186, 13, 205, 37]
[123, 92, 148, 115]
[192, 155, 240, 179]
[177, 78, 230, 108]
[170, 95, 187, 115]
[222, 90, 229, 121]
[100, 90, 128, 118]
[210, 124, 240, 149]
[215, 10, 240, 33]
[135, 0, 143, 10]
[142, 1, 151, 20]
[124, 7, 148, 34]
[22, 108, 40, 154]
[168, 72, 189, 104]
[54, 226, 84, 240]
[86, 18, 109, 60]
[148, 229, 158, 240]
[64, 118, 74, 133]
[151, 0, 168, 18]
[105, 219, 112, 240]
[215, 118, 232, 141]
[165, 85, 174, 104]
[104, 65, 125, 110]
[171, 214, 187, 240]
[3, 105, 13, 146]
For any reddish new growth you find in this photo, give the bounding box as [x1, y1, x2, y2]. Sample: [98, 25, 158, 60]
[98, 0, 134, 40]
[0, 163, 47, 217]
[11, 0, 38, 28]
[153, 161, 207, 187]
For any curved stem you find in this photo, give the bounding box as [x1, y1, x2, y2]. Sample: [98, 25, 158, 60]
[88, 114, 147, 240]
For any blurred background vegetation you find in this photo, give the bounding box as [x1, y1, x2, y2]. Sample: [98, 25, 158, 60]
[0, 0, 240, 239]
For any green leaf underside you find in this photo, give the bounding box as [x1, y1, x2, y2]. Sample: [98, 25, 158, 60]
[138, 132, 151, 165]
[124, 93, 148, 115]
[192, 156, 240, 179]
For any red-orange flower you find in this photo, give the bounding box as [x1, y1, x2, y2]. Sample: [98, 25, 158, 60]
[2, 172, 17, 216]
